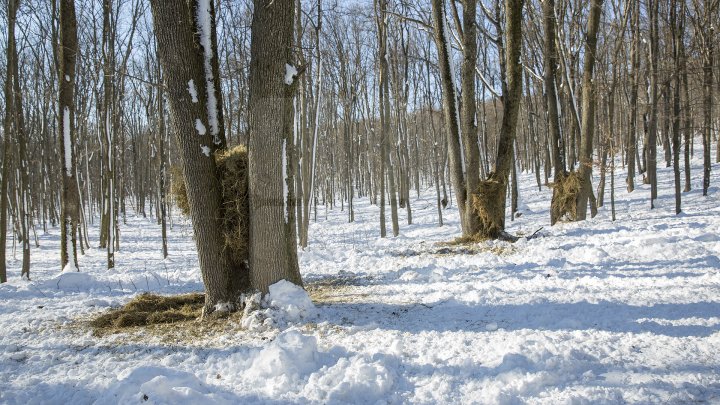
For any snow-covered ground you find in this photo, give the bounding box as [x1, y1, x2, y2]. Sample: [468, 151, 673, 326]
[2, 155, 720, 404]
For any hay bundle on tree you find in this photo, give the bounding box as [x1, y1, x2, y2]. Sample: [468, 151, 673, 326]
[471, 175, 507, 240]
[170, 145, 250, 275]
[170, 165, 190, 216]
[549, 171, 582, 224]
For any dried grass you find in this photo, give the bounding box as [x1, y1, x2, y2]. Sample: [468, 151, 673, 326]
[90, 293, 204, 333]
[471, 177, 506, 239]
[169, 146, 249, 265]
[549, 171, 581, 224]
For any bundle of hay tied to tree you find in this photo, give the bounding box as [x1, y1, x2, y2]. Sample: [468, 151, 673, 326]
[170, 145, 249, 268]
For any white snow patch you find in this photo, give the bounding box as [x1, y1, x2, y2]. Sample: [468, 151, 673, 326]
[61, 262, 78, 274]
[62, 106, 72, 176]
[285, 63, 298, 85]
[196, 0, 220, 143]
[95, 366, 234, 405]
[187, 79, 198, 103]
[267, 279, 316, 322]
[282, 138, 288, 223]
[201, 145, 211, 157]
[213, 301, 232, 313]
[245, 330, 321, 395]
[303, 355, 396, 403]
[195, 119, 207, 136]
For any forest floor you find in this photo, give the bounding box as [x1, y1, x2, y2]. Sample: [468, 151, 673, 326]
[2, 155, 720, 404]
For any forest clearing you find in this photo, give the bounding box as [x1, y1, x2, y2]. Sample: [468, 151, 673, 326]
[2, 155, 720, 403]
[2, 0, 720, 403]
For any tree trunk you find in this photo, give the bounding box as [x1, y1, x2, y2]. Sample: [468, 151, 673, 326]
[473, 0, 525, 239]
[150, 0, 244, 313]
[431, 0, 467, 234]
[626, 0, 639, 193]
[461, 0, 481, 236]
[645, 0, 659, 207]
[544, 0, 567, 225]
[247, 0, 303, 293]
[574, 0, 602, 220]
[671, 0, 683, 214]
[59, 0, 81, 272]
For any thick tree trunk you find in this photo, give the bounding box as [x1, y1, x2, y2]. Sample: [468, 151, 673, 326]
[59, 0, 81, 272]
[150, 0, 244, 313]
[473, 0, 525, 239]
[544, 0, 567, 225]
[461, 0, 481, 236]
[247, 0, 303, 293]
[574, 0, 602, 221]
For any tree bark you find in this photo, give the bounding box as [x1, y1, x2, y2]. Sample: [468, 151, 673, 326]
[574, 0, 603, 220]
[247, 0, 303, 293]
[461, 0, 481, 236]
[473, 0, 525, 239]
[150, 0, 244, 312]
[626, 0, 639, 193]
[645, 0, 659, 207]
[545, 0, 567, 225]
[431, 0, 467, 234]
[59, 0, 81, 272]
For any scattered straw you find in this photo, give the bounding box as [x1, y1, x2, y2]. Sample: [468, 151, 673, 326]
[90, 293, 204, 334]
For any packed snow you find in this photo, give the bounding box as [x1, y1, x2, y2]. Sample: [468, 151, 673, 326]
[1, 153, 720, 404]
[285, 63, 298, 85]
[187, 80, 199, 103]
[62, 106, 72, 176]
[195, 118, 207, 136]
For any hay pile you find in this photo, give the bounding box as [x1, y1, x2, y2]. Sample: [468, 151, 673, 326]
[549, 171, 581, 224]
[471, 176, 506, 239]
[90, 293, 204, 331]
[170, 145, 249, 264]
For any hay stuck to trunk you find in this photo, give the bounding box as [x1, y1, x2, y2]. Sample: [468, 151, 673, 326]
[90, 293, 204, 332]
[550, 171, 581, 224]
[471, 176, 506, 239]
[170, 165, 190, 216]
[169, 145, 250, 265]
[216, 145, 250, 264]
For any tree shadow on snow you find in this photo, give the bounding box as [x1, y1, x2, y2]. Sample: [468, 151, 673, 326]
[316, 299, 720, 338]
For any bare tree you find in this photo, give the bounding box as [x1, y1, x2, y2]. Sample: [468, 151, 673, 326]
[150, 0, 246, 313]
[247, 0, 303, 292]
[59, 0, 81, 272]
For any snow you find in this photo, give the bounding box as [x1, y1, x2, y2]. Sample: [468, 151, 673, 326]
[187, 79, 198, 103]
[62, 106, 72, 176]
[268, 279, 317, 322]
[2, 149, 720, 404]
[195, 0, 220, 144]
[61, 261, 78, 274]
[195, 119, 207, 136]
[282, 138, 288, 223]
[200, 145, 211, 157]
[96, 366, 237, 404]
[285, 63, 298, 85]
